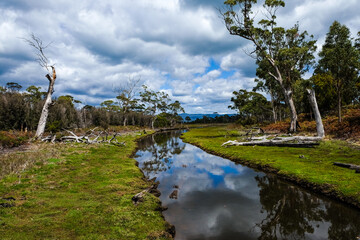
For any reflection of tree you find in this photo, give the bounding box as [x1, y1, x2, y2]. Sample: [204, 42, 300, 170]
[255, 175, 360, 240]
[255, 175, 326, 240]
[137, 131, 186, 177]
[325, 202, 360, 240]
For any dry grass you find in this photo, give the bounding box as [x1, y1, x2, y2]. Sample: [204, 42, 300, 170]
[0, 143, 64, 180]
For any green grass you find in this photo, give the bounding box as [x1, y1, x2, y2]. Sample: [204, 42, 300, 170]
[0, 132, 171, 240]
[182, 126, 360, 206]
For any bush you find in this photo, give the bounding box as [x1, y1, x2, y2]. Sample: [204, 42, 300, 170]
[0, 131, 30, 148]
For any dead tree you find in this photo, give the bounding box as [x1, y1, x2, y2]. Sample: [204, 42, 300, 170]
[307, 89, 325, 138]
[222, 135, 323, 147]
[24, 34, 56, 139]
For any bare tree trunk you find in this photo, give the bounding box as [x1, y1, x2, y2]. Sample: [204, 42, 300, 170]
[123, 116, 127, 126]
[270, 92, 277, 123]
[267, 61, 298, 132]
[151, 115, 157, 129]
[35, 67, 56, 138]
[337, 90, 342, 123]
[307, 89, 325, 138]
[281, 86, 298, 133]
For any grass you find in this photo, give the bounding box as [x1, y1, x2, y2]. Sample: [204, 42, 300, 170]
[0, 131, 171, 240]
[182, 126, 360, 207]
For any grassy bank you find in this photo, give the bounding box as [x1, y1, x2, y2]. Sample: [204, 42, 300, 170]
[0, 132, 171, 240]
[182, 126, 360, 208]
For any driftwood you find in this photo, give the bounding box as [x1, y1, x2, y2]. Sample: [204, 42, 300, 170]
[222, 135, 323, 148]
[132, 183, 160, 205]
[333, 162, 360, 173]
[41, 128, 125, 146]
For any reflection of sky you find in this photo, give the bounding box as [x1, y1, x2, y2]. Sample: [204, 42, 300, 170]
[134, 131, 360, 240]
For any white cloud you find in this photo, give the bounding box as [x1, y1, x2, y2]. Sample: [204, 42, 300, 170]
[0, 0, 359, 113]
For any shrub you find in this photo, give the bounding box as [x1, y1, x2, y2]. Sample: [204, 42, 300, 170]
[0, 131, 30, 148]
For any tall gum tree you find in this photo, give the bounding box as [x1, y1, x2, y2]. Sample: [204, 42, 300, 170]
[221, 0, 317, 132]
[24, 34, 56, 138]
[316, 21, 360, 122]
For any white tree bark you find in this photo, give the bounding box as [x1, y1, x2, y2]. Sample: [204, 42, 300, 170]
[35, 66, 56, 138]
[307, 89, 325, 138]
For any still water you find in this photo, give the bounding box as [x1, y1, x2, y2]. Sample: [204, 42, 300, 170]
[134, 130, 360, 240]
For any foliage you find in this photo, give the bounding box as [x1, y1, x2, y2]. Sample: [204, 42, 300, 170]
[0, 82, 185, 133]
[229, 89, 272, 124]
[222, 0, 317, 132]
[315, 21, 360, 121]
[264, 107, 360, 140]
[0, 131, 30, 148]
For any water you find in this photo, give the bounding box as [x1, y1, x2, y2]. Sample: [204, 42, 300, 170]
[134, 130, 360, 240]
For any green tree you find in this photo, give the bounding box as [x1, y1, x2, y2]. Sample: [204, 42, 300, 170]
[6, 82, 22, 92]
[168, 100, 185, 126]
[229, 89, 272, 124]
[115, 77, 141, 126]
[315, 21, 360, 122]
[221, 0, 317, 132]
[140, 85, 170, 129]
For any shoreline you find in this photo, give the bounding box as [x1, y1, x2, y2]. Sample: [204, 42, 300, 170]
[0, 130, 173, 239]
[181, 128, 360, 211]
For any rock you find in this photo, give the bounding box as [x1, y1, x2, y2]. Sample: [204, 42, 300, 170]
[155, 206, 168, 211]
[169, 190, 178, 199]
[165, 222, 176, 238]
[149, 188, 161, 197]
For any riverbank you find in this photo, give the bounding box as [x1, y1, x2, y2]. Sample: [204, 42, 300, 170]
[0, 131, 172, 239]
[181, 126, 360, 209]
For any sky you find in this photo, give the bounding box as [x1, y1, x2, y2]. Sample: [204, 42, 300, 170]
[0, 0, 359, 114]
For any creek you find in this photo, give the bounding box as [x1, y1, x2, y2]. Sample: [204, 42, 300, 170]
[134, 130, 360, 240]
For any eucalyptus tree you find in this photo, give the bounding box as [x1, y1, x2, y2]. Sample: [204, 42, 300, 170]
[168, 100, 185, 126]
[24, 34, 57, 138]
[254, 58, 285, 123]
[229, 89, 272, 124]
[139, 85, 170, 129]
[315, 21, 360, 122]
[221, 0, 317, 132]
[115, 76, 141, 126]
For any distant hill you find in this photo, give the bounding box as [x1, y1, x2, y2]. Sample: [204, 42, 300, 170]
[179, 113, 236, 122]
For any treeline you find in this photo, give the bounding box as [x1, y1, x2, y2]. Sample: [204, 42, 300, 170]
[0, 82, 184, 132]
[186, 115, 240, 124]
[227, 20, 360, 126]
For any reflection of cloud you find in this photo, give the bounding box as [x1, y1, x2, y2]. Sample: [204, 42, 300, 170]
[135, 131, 360, 240]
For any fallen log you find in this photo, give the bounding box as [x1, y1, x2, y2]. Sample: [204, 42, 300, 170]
[222, 136, 323, 148]
[132, 183, 160, 205]
[333, 162, 360, 173]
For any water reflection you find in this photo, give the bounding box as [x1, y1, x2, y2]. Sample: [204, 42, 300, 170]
[135, 130, 360, 240]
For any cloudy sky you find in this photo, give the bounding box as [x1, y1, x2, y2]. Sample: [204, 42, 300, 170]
[1, 0, 359, 113]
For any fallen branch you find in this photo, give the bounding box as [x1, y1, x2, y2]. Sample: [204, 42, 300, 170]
[222, 136, 323, 148]
[41, 129, 124, 145]
[132, 183, 160, 205]
[333, 162, 360, 173]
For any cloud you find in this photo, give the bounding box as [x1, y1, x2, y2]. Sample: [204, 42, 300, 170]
[0, 0, 359, 113]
